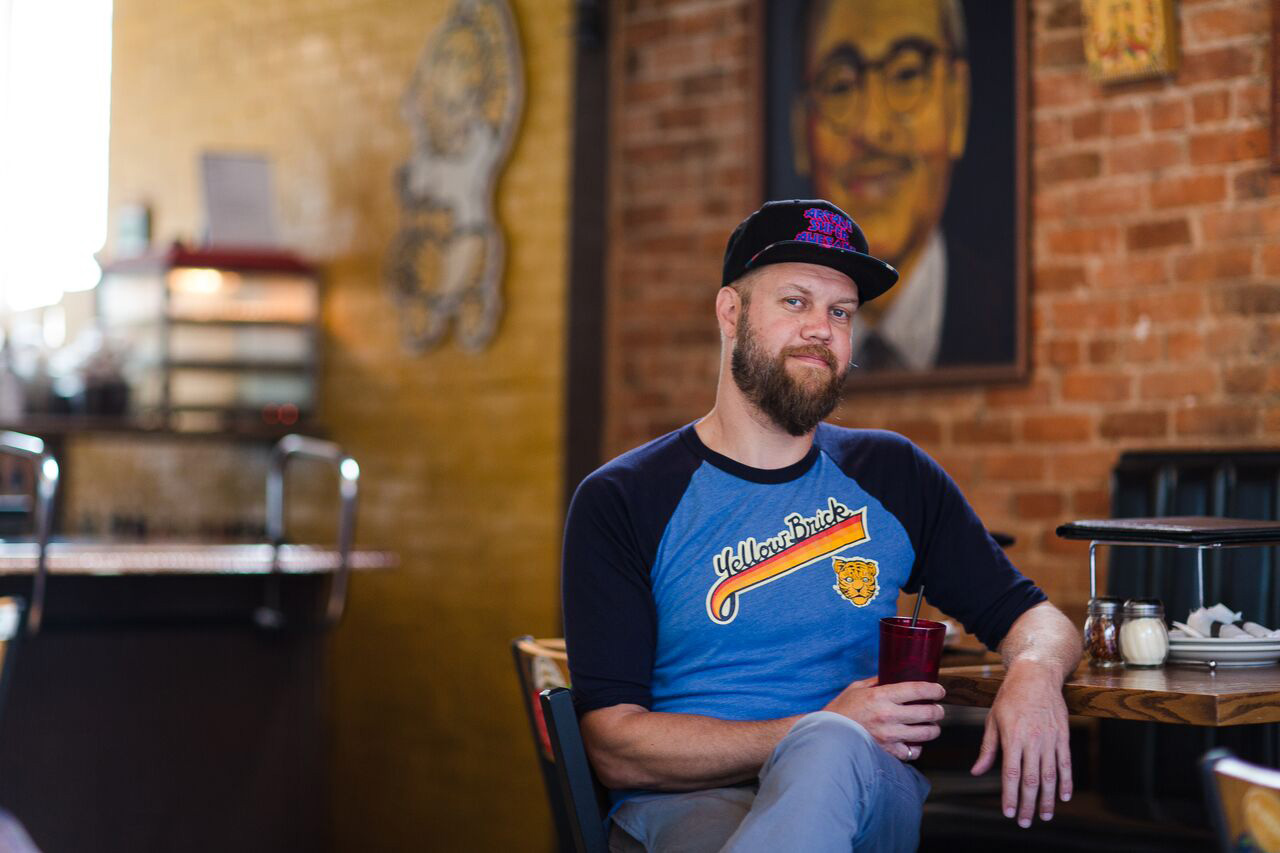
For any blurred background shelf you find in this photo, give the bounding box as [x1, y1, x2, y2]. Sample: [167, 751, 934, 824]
[96, 243, 321, 433]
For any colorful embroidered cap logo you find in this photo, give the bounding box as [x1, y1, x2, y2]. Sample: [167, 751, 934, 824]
[795, 207, 854, 251]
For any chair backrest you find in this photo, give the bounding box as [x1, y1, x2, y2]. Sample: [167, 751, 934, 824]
[512, 637, 571, 758]
[1202, 748, 1280, 853]
[511, 636, 608, 853]
[1109, 450, 1280, 623]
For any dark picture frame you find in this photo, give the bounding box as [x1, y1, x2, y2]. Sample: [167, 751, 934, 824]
[761, 0, 1029, 390]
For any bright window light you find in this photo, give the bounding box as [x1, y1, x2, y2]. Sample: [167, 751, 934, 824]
[0, 0, 113, 312]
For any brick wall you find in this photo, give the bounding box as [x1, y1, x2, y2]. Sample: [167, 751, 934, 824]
[606, 0, 1280, 622]
[604, 0, 761, 446]
[109, 1, 572, 849]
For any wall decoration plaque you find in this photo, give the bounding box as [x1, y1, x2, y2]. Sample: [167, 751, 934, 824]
[386, 0, 524, 352]
[1082, 0, 1179, 83]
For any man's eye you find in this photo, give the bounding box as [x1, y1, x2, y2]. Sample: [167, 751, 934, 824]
[831, 308, 849, 319]
[784, 297, 804, 308]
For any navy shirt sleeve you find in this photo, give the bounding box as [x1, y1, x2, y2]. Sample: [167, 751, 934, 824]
[818, 426, 1047, 651]
[562, 472, 657, 713]
[902, 440, 1047, 650]
[561, 432, 701, 714]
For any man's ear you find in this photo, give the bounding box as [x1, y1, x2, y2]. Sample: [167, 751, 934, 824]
[715, 286, 742, 340]
[947, 59, 970, 160]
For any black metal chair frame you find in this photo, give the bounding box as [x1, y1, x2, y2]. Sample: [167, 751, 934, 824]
[1199, 746, 1280, 853]
[511, 638, 608, 853]
[1201, 746, 1234, 853]
[539, 687, 609, 853]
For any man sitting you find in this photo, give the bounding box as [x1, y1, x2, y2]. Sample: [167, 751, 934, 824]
[563, 200, 1080, 851]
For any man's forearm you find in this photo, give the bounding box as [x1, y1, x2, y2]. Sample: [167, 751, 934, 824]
[581, 704, 799, 791]
[998, 601, 1082, 682]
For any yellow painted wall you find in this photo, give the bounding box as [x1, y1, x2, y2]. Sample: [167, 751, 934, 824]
[109, 0, 572, 849]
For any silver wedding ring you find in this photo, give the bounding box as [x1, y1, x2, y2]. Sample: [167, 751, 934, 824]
[907, 745, 915, 760]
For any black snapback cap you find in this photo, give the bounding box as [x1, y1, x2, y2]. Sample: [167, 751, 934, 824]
[721, 199, 899, 302]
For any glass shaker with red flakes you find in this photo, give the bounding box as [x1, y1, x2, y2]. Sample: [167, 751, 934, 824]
[1084, 597, 1123, 668]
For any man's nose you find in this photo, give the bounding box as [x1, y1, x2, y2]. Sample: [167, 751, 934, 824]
[802, 310, 834, 342]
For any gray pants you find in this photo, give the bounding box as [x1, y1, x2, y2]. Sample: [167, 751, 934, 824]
[610, 712, 930, 853]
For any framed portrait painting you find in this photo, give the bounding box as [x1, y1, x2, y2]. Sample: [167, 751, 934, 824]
[763, 0, 1029, 389]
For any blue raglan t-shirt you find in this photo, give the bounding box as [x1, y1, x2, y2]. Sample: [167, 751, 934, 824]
[562, 421, 1046, 726]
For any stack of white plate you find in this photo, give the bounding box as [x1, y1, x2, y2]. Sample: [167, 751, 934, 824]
[1167, 634, 1280, 668]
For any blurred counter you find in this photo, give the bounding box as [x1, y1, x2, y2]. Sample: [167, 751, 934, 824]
[0, 547, 394, 853]
[0, 541, 395, 575]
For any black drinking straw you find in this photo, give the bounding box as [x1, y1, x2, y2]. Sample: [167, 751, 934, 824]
[909, 587, 925, 627]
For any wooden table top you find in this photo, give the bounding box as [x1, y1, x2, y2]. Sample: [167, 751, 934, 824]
[938, 663, 1280, 727]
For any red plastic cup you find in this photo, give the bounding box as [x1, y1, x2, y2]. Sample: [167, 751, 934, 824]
[878, 616, 947, 686]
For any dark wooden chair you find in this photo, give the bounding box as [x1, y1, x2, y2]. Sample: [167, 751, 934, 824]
[1201, 747, 1280, 853]
[511, 636, 609, 853]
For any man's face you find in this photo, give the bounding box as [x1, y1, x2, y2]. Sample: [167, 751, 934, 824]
[729, 263, 858, 436]
[801, 0, 969, 268]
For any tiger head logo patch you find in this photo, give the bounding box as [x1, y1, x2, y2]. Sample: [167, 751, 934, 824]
[832, 557, 879, 607]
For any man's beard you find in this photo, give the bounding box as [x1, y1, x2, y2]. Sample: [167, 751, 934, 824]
[730, 313, 846, 437]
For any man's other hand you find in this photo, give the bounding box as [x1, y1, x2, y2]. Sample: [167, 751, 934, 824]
[970, 660, 1072, 828]
[822, 676, 946, 762]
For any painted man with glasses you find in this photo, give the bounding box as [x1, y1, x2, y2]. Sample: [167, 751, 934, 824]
[797, 0, 990, 371]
